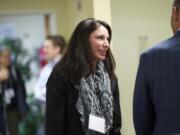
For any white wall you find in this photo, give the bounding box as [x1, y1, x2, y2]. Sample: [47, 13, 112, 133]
[0, 14, 45, 54]
[0, 14, 46, 94]
[111, 0, 172, 134]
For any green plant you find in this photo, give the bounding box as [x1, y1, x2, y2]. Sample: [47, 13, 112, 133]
[0, 38, 32, 80]
[0, 38, 43, 135]
[19, 94, 44, 135]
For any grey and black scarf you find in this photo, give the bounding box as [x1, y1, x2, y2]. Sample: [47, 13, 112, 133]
[75, 62, 113, 135]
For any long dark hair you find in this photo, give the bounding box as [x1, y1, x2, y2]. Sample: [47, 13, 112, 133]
[174, 0, 180, 9]
[56, 18, 116, 84]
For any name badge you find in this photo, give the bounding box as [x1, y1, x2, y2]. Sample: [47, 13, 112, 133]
[88, 114, 105, 134]
[5, 88, 15, 105]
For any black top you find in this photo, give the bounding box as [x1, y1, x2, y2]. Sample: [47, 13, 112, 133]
[4, 66, 18, 108]
[0, 66, 28, 135]
[46, 70, 121, 135]
[3, 67, 28, 112]
[0, 89, 6, 135]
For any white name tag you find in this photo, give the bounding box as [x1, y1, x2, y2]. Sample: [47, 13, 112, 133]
[88, 114, 105, 134]
[5, 88, 15, 105]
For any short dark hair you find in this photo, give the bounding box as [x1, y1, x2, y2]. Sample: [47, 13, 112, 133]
[46, 35, 66, 53]
[55, 18, 116, 84]
[174, 0, 180, 8]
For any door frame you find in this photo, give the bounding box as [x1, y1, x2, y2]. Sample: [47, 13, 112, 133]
[0, 10, 57, 35]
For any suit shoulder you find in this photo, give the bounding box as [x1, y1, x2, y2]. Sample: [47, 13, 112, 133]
[141, 37, 174, 57]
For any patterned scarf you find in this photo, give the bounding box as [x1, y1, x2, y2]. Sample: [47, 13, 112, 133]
[75, 62, 113, 135]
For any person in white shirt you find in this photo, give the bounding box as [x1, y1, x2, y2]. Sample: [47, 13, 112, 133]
[34, 35, 66, 102]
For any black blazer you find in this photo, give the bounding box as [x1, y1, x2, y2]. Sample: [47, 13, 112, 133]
[46, 70, 121, 135]
[134, 31, 180, 135]
[3, 67, 28, 114]
[0, 92, 6, 135]
[0, 67, 28, 135]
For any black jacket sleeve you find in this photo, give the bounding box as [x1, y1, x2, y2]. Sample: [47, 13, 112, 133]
[110, 77, 121, 135]
[45, 71, 66, 135]
[0, 89, 6, 135]
[15, 68, 29, 114]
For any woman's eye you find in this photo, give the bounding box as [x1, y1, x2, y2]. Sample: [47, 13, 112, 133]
[96, 36, 110, 43]
[97, 36, 104, 40]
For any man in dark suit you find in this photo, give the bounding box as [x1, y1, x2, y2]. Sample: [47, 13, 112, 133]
[133, 0, 180, 134]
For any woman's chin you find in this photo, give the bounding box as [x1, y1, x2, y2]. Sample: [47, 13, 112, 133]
[97, 57, 106, 61]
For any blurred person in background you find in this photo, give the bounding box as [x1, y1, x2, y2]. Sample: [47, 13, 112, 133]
[46, 18, 121, 135]
[0, 48, 28, 135]
[0, 65, 9, 135]
[34, 35, 66, 102]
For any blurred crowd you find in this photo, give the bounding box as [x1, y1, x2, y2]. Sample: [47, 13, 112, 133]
[0, 35, 66, 135]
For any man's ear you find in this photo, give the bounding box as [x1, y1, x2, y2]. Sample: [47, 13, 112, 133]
[56, 47, 61, 54]
[172, 6, 179, 23]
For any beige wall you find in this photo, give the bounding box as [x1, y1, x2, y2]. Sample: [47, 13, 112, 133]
[0, 0, 67, 37]
[65, 0, 94, 38]
[93, 0, 111, 25]
[0, 0, 93, 39]
[111, 0, 172, 134]
[0, 0, 112, 40]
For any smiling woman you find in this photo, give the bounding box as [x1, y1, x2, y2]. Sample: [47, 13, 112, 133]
[45, 18, 121, 135]
[89, 25, 110, 63]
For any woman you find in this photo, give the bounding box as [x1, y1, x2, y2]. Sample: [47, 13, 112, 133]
[0, 66, 9, 135]
[46, 18, 121, 135]
[0, 48, 28, 135]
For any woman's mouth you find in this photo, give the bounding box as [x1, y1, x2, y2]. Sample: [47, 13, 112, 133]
[98, 50, 107, 55]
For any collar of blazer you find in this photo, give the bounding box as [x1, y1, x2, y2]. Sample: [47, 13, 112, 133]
[174, 29, 180, 37]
